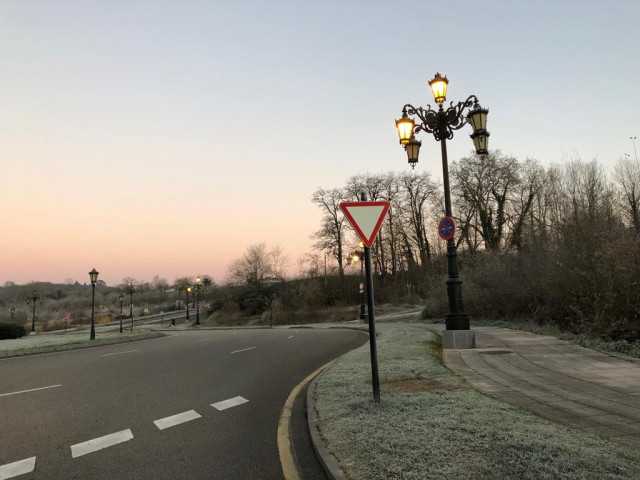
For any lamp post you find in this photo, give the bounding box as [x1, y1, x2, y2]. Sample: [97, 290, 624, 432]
[89, 268, 99, 340]
[194, 277, 201, 326]
[118, 294, 124, 333]
[127, 283, 135, 333]
[9, 306, 15, 320]
[396, 73, 489, 348]
[185, 286, 191, 321]
[26, 291, 41, 333]
[348, 244, 367, 321]
[631, 136, 638, 161]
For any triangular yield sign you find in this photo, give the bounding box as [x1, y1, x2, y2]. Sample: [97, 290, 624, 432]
[340, 201, 390, 248]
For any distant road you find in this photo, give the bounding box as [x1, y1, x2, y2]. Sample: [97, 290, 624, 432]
[0, 328, 367, 479]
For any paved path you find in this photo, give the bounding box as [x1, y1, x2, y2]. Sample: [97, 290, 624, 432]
[426, 324, 640, 446]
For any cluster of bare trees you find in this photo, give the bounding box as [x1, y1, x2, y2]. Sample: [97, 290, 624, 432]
[312, 152, 640, 272]
[311, 152, 640, 340]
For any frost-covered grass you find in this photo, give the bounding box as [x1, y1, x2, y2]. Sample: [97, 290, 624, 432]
[315, 324, 640, 479]
[0, 331, 163, 357]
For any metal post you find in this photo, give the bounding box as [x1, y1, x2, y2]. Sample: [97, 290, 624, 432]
[31, 299, 37, 332]
[359, 260, 366, 321]
[119, 299, 124, 333]
[364, 245, 380, 404]
[440, 134, 469, 331]
[90, 283, 96, 340]
[130, 290, 134, 333]
[186, 291, 190, 320]
[195, 286, 200, 326]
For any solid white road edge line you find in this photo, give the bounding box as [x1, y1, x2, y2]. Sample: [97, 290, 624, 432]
[0, 384, 62, 398]
[230, 347, 256, 354]
[0, 456, 36, 479]
[70, 429, 134, 458]
[154, 410, 202, 430]
[211, 396, 249, 411]
[100, 350, 139, 357]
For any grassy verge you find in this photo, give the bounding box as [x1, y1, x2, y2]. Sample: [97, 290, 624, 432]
[315, 324, 640, 479]
[0, 331, 164, 358]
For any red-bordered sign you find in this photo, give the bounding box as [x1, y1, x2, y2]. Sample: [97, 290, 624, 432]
[340, 201, 390, 248]
[438, 216, 456, 241]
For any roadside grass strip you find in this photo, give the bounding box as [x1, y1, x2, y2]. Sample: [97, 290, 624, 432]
[0, 457, 36, 479]
[212, 396, 249, 411]
[314, 323, 640, 480]
[70, 429, 134, 458]
[154, 410, 202, 430]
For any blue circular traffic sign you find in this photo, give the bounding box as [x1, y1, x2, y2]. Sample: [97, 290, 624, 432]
[438, 217, 456, 241]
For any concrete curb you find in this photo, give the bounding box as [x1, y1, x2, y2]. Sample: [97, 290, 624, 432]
[307, 369, 348, 480]
[0, 332, 165, 358]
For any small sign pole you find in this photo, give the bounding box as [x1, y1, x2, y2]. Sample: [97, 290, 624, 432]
[359, 192, 380, 404]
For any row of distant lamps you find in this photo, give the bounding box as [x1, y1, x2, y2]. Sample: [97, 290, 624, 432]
[9, 270, 203, 339]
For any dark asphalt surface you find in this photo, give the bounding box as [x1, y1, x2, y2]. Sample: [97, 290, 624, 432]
[0, 328, 367, 479]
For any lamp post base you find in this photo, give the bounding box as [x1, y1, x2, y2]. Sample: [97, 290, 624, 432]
[442, 329, 475, 349]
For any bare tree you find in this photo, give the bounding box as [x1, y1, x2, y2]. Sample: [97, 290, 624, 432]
[311, 188, 347, 276]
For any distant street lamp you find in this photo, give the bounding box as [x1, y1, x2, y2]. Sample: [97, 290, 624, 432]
[396, 73, 489, 348]
[631, 136, 638, 161]
[9, 306, 15, 320]
[89, 268, 99, 340]
[26, 291, 41, 333]
[127, 283, 135, 333]
[186, 286, 192, 321]
[347, 243, 367, 321]
[119, 294, 125, 333]
[194, 277, 201, 326]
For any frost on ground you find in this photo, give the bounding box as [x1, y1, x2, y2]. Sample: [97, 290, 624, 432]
[315, 323, 640, 480]
[0, 331, 161, 354]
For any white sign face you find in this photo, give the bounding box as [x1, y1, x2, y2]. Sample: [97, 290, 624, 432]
[340, 201, 391, 248]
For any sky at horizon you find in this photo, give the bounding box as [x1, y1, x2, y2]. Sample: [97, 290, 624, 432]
[1, 1, 638, 286]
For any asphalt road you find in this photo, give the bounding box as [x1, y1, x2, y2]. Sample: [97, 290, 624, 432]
[0, 328, 368, 479]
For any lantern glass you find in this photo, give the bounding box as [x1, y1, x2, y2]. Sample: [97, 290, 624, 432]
[471, 132, 490, 155]
[428, 73, 448, 104]
[89, 268, 99, 284]
[395, 115, 414, 145]
[352, 254, 360, 263]
[468, 107, 488, 133]
[406, 138, 421, 168]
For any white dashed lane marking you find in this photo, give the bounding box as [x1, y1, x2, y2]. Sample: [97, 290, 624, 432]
[70, 429, 134, 458]
[0, 384, 61, 398]
[0, 456, 36, 479]
[197, 337, 215, 342]
[287, 336, 294, 339]
[230, 347, 256, 354]
[211, 396, 249, 411]
[154, 410, 202, 430]
[100, 350, 139, 357]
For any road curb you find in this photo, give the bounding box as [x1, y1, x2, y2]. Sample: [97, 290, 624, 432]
[307, 369, 347, 480]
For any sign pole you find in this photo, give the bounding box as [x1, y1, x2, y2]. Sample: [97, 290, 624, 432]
[364, 244, 380, 404]
[359, 192, 380, 404]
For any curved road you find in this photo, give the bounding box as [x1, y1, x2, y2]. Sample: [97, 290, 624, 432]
[0, 328, 368, 479]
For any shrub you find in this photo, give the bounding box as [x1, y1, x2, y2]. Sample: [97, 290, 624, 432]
[0, 322, 28, 339]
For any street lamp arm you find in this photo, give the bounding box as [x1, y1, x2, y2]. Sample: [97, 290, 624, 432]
[405, 95, 482, 142]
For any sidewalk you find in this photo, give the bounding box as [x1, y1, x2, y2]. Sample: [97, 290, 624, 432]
[426, 324, 640, 446]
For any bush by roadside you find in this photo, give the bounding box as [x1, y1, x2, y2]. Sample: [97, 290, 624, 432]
[0, 322, 28, 339]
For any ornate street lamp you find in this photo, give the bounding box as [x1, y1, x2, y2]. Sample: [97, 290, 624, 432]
[118, 294, 124, 333]
[194, 277, 201, 326]
[9, 306, 15, 320]
[186, 286, 192, 321]
[127, 283, 135, 333]
[395, 73, 490, 348]
[89, 268, 99, 340]
[347, 243, 367, 321]
[26, 291, 41, 333]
